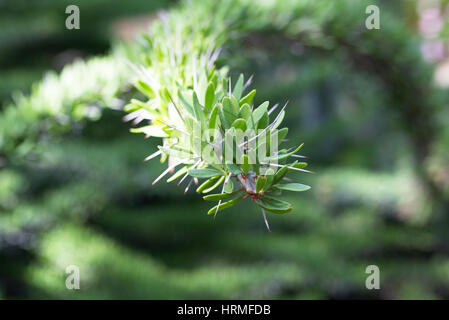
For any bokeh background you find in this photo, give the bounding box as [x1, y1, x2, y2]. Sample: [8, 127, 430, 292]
[1, 0, 449, 299]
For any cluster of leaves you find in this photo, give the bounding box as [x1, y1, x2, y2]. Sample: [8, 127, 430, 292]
[0, 49, 132, 160]
[124, 2, 311, 229]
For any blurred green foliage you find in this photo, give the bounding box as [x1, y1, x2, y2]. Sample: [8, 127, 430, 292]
[0, 0, 173, 103]
[1, 0, 449, 300]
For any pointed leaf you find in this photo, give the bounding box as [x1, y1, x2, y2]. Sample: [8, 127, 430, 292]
[209, 104, 220, 129]
[274, 183, 311, 192]
[271, 110, 285, 130]
[205, 82, 215, 110]
[224, 179, 234, 193]
[202, 175, 225, 193]
[193, 91, 206, 125]
[289, 162, 308, 170]
[178, 89, 194, 115]
[257, 111, 269, 130]
[167, 166, 188, 183]
[218, 103, 230, 129]
[241, 154, 251, 174]
[231, 118, 247, 131]
[222, 96, 238, 125]
[203, 190, 240, 201]
[239, 89, 256, 106]
[130, 125, 168, 138]
[207, 193, 244, 214]
[188, 168, 223, 178]
[256, 176, 267, 193]
[262, 168, 275, 191]
[226, 163, 242, 175]
[196, 176, 220, 193]
[256, 197, 293, 214]
[274, 127, 288, 142]
[136, 80, 154, 98]
[232, 74, 244, 100]
[250, 101, 269, 128]
[239, 103, 252, 120]
[263, 143, 304, 162]
[272, 165, 288, 185]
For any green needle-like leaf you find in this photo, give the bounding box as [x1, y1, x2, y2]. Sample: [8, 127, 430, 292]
[232, 74, 244, 101]
[136, 80, 155, 98]
[263, 143, 304, 162]
[272, 165, 288, 185]
[256, 176, 267, 193]
[241, 154, 251, 174]
[274, 183, 311, 192]
[188, 168, 223, 178]
[207, 193, 244, 214]
[239, 89, 256, 106]
[196, 176, 220, 193]
[239, 103, 252, 120]
[289, 162, 308, 170]
[226, 163, 242, 175]
[231, 118, 247, 131]
[193, 92, 206, 126]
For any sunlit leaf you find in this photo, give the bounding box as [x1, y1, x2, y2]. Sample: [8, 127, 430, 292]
[203, 190, 241, 201]
[232, 118, 247, 131]
[224, 179, 234, 193]
[188, 168, 223, 178]
[239, 89, 256, 106]
[207, 193, 244, 214]
[256, 176, 267, 193]
[130, 125, 168, 138]
[202, 175, 225, 193]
